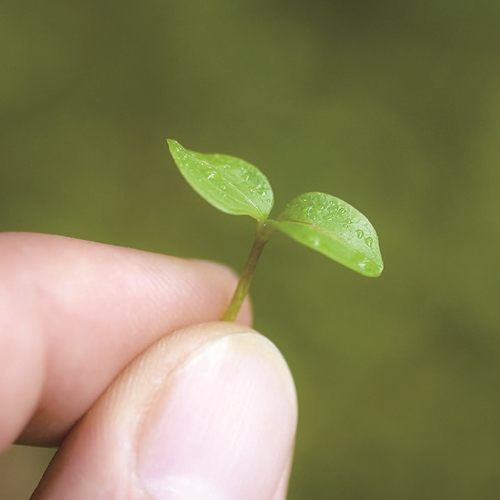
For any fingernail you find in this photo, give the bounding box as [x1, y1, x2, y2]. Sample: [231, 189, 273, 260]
[136, 333, 297, 500]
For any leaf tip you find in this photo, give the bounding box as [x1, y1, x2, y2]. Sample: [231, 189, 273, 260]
[166, 138, 180, 151]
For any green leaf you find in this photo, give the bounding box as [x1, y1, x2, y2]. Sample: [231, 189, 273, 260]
[167, 139, 273, 222]
[272, 192, 384, 277]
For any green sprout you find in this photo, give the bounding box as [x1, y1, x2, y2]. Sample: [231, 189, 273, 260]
[167, 139, 384, 322]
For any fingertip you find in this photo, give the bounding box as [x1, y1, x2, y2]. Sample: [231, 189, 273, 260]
[137, 330, 297, 499]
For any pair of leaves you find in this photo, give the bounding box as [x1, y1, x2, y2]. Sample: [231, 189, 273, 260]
[168, 139, 383, 278]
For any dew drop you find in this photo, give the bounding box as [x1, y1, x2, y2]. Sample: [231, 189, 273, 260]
[365, 236, 373, 247]
[356, 229, 364, 239]
[302, 206, 313, 217]
[357, 259, 367, 270]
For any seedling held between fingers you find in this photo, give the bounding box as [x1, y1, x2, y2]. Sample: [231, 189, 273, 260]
[167, 139, 384, 322]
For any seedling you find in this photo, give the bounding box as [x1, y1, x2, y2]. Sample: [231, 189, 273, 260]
[168, 139, 383, 322]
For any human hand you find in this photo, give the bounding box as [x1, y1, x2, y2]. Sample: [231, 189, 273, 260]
[0, 233, 297, 499]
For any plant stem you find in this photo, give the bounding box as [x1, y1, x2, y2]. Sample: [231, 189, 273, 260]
[222, 222, 273, 322]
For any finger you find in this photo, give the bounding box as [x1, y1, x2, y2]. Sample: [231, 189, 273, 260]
[32, 322, 298, 500]
[0, 232, 251, 449]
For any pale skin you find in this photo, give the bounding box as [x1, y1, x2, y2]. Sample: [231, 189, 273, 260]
[0, 232, 297, 499]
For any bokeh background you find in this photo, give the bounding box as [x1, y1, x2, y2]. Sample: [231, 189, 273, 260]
[1, 1, 500, 498]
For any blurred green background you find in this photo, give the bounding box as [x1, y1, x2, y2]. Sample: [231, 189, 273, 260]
[1, 1, 500, 498]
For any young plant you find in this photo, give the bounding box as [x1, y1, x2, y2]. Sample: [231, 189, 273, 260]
[167, 139, 384, 322]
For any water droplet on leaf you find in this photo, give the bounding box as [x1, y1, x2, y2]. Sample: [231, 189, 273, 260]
[302, 206, 313, 217]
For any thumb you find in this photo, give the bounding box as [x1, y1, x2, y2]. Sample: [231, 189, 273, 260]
[32, 322, 298, 500]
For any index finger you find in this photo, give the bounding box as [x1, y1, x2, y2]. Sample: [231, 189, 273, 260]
[0, 232, 251, 449]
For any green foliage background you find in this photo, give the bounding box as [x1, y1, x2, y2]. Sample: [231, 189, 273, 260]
[1, 1, 500, 498]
